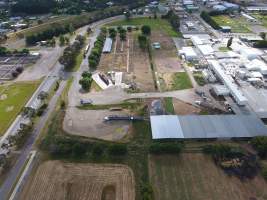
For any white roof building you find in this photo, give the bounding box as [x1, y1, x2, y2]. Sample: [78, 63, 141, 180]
[240, 48, 263, 60]
[179, 47, 198, 61]
[245, 59, 267, 75]
[197, 45, 214, 56]
[208, 60, 247, 106]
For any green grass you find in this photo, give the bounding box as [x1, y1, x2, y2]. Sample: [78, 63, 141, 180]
[193, 72, 206, 86]
[77, 101, 142, 111]
[164, 97, 175, 114]
[211, 15, 251, 33]
[0, 81, 41, 135]
[219, 46, 231, 52]
[72, 51, 84, 72]
[107, 17, 180, 37]
[171, 72, 192, 90]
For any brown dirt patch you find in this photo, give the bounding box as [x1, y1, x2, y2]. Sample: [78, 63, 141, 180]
[151, 31, 183, 73]
[19, 161, 135, 200]
[172, 99, 200, 115]
[129, 32, 155, 92]
[149, 153, 267, 200]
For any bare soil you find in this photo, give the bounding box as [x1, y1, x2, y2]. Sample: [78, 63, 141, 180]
[172, 99, 200, 115]
[19, 161, 135, 200]
[63, 107, 131, 141]
[149, 153, 267, 200]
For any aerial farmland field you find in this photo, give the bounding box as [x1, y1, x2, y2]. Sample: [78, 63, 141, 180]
[149, 153, 267, 200]
[19, 161, 135, 200]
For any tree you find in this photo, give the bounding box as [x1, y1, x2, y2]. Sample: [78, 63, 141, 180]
[141, 25, 151, 36]
[59, 35, 65, 46]
[79, 71, 93, 91]
[72, 143, 86, 157]
[138, 35, 148, 49]
[227, 37, 233, 48]
[260, 32, 266, 40]
[124, 10, 131, 21]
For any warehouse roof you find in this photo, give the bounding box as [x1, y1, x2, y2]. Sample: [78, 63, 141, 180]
[151, 115, 267, 139]
[102, 38, 113, 53]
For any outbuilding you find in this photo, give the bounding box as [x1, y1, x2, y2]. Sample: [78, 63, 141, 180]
[179, 47, 198, 61]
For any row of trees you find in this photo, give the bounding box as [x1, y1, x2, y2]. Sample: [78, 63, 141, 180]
[88, 28, 106, 68]
[26, 24, 74, 45]
[42, 134, 127, 158]
[8, 123, 33, 149]
[59, 35, 86, 70]
[137, 25, 151, 50]
[0, 46, 29, 56]
[149, 142, 183, 154]
[200, 11, 221, 30]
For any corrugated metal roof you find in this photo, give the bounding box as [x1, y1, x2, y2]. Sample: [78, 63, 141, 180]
[102, 38, 113, 53]
[151, 115, 267, 139]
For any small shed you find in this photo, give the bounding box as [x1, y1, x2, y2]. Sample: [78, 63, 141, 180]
[102, 38, 113, 53]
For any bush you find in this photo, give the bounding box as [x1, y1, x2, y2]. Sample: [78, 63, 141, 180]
[108, 144, 127, 156]
[72, 143, 87, 157]
[92, 144, 104, 157]
[12, 71, 19, 78]
[253, 40, 267, 48]
[251, 136, 267, 158]
[141, 25, 151, 35]
[149, 142, 183, 154]
[16, 67, 24, 73]
[262, 165, 267, 181]
[141, 183, 153, 200]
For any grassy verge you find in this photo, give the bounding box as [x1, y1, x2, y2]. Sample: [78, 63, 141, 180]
[164, 97, 174, 114]
[211, 15, 251, 33]
[0, 80, 41, 135]
[171, 72, 192, 90]
[219, 46, 231, 52]
[107, 17, 180, 37]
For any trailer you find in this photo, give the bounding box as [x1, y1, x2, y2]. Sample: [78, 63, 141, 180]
[104, 115, 144, 121]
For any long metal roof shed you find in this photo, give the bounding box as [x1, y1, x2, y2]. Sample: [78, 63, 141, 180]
[150, 115, 267, 139]
[102, 38, 113, 53]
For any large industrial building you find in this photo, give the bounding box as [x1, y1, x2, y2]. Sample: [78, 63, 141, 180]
[150, 115, 267, 139]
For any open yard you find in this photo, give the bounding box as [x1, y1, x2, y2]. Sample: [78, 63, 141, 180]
[212, 15, 252, 33]
[149, 153, 267, 200]
[19, 161, 135, 200]
[162, 72, 192, 91]
[0, 81, 40, 135]
[107, 17, 180, 37]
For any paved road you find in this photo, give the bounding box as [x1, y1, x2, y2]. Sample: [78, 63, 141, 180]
[0, 15, 126, 200]
[0, 80, 66, 200]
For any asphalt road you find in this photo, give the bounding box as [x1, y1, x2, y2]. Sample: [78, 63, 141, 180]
[0, 15, 125, 200]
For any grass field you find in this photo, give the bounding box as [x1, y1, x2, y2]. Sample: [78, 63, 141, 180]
[107, 17, 180, 37]
[164, 97, 174, 114]
[149, 153, 267, 200]
[171, 72, 192, 90]
[0, 81, 41, 135]
[212, 15, 251, 33]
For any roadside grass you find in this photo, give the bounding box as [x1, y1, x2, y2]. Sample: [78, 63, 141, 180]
[171, 72, 192, 90]
[77, 100, 142, 111]
[107, 17, 180, 37]
[219, 46, 231, 52]
[90, 80, 102, 92]
[193, 72, 206, 86]
[72, 51, 84, 72]
[164, 97, 175, 114]
[211, 15, 251, 33]
[0, 81, 41, 136]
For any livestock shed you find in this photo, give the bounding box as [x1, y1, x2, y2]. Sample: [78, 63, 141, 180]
[150, 115, 267, 139]
[102, 38, 113, 53]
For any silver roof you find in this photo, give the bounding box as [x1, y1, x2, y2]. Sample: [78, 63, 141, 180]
[151, 115, 267, 139]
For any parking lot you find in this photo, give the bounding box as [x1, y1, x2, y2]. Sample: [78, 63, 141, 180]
[0, 54, 39, 80]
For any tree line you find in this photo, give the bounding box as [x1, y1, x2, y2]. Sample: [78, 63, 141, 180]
[162, 10, 180, 32]
[59, 35, 86, 71]
[88, 28, 106, 69]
